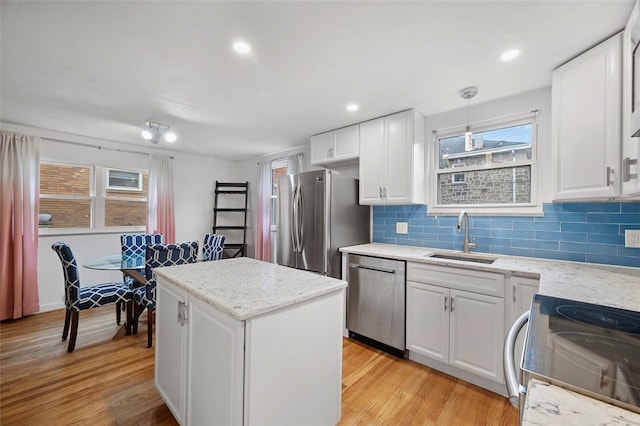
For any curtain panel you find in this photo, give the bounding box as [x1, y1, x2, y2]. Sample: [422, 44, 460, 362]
[147, 155, 175, 244]
[255, 162, 272, 262]
[0, 131, 41, 320]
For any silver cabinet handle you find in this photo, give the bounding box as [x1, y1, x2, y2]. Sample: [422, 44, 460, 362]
[513, 285, 517, 303]
[444, 296, 448, 311]
[450, 297, 454, 312]
[379, 187, 383, 199]
[177, 301, 189, 326]
[623, 157, 638, 182]
[383, 187, 387, 199]
[606, 166, 613, 186]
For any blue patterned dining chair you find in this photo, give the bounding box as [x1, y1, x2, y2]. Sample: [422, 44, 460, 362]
[133, 241, 199, 348]
[117, 233, 163, 324]
[202, 233, 226, 261]
[51, 242, 133, 352]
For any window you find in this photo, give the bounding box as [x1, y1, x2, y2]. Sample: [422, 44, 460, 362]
[107, 169, 142, 190]
[270, 158, 288, 227]
[432, 111, 538, 212]
[39, 162, 148, 230]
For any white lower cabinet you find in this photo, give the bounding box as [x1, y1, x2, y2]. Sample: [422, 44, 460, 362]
[407, 281, 505, 383]
[155, 278, 344, 426]
[406, 262, 506, 392]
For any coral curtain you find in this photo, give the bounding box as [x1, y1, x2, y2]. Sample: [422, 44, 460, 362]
[255, 162, 272, 262]
[0, 131, 41, 320]
[147, 155, 175, 244]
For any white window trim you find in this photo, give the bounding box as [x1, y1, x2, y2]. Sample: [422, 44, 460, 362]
[39, 160, 148, 235]
[428, 110, 542, 216]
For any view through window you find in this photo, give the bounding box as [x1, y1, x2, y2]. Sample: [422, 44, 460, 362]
[436, 116, 536, 207]
[39, 162, 148, 229]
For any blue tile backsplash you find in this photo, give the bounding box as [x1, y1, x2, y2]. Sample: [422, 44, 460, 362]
[372, 202, 640, 268]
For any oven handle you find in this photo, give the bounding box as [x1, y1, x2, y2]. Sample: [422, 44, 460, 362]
[503, 310, 530, 408]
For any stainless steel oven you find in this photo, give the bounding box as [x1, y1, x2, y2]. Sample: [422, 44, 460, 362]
[505, 294, 640, 421]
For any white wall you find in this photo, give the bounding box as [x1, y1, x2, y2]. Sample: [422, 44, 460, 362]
[2, 123, 237, 312]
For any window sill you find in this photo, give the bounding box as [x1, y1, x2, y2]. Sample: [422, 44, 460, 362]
[427, 205, 544, 217]
[38, 226, 146, 237]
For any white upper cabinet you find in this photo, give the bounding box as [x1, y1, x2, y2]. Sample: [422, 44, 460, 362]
[552, 33, 622, 200]
[310, 124, 359, 166]
[622, 0, 640, 197]
[359, 109, 425, 205]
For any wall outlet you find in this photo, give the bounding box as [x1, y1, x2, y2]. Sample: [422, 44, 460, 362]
[625, 229, 640, 248]
[396, 222, 408, 235]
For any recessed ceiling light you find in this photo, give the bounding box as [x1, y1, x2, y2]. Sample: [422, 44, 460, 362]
[500, 49, 520, 61]
[233, 41, 251, 55]
[346, 103, 359, 112]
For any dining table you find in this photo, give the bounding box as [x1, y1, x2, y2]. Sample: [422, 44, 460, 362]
[83, 253, 147, 337]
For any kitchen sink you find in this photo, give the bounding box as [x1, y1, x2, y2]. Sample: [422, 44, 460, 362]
[426, 253, 497, 264]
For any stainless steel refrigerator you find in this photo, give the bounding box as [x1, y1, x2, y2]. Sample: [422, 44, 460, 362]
[276, 169, 370, 278]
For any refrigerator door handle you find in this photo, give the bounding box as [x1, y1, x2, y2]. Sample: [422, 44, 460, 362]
[297, 182, 304, 253]
[291, 182, 299, 252]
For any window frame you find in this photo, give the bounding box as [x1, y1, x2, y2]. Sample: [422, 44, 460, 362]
[39, 160, 148, 235]
[270, 157, 288, 231]
[429, 111, 541, 216]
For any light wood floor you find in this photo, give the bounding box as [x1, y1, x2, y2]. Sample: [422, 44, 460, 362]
[1, 305, 518, 425]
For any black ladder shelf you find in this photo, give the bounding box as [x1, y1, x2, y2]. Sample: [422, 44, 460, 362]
[213, 181, 248, 258]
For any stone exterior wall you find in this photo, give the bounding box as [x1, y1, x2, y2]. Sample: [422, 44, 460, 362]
[439, 150, 531, 204]
[39, 163, 148, 228]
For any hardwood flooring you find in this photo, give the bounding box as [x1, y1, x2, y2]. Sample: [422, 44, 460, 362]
[1, 305, 518, 425]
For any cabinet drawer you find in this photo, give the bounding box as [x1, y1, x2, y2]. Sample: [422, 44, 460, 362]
[407, 262, 504, 298]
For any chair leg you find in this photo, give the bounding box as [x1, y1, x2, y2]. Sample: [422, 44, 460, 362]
[68, 311, 79, 352]
[125, 300, 133, 335]
[132, 303, 143, 334]
[62, 309, 71, 340]
[116, 301, 122, 325]
[147, 308, 153, 348]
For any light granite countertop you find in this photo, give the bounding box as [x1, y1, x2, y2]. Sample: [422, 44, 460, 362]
[339, 243, 640, 311]
[339, 242, 640, 425]
[153, 257, 346, 321]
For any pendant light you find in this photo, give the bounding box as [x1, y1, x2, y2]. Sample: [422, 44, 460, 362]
[460, 87, 478, 151]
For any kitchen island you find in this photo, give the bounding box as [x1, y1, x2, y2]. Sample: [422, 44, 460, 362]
[152, 257, 346, 426]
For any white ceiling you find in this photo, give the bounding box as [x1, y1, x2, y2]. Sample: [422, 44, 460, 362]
[0, 1, 634, 161]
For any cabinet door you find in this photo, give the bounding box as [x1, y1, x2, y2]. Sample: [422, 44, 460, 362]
[406, 281, 449, 363]
[186, 295, 244, 426]
[310, 132, 333, 165]
[333, 124, 359, 161]
[359, 117, 386, 204]
[509, 277, 539, 323]
[383, 110, 414, 203]
[155, 280, 188, 425]
[507, 277, 539, 378]
[552, 33, 622, 200]
[449, 289, 504, 383]
[622, 2, 640, 196]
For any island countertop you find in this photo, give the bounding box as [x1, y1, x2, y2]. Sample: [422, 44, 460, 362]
[153, 257, 347, 321]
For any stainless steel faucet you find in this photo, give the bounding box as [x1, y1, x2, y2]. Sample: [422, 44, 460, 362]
[457, 210, 477, 253]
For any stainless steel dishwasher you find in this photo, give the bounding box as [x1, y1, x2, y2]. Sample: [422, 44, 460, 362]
[346, 254, 406, 356]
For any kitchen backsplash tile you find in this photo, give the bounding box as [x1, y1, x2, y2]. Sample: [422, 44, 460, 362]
[372, 202, 640, 268]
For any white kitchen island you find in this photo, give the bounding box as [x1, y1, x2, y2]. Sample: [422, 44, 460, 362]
[152, 257, 347, 426]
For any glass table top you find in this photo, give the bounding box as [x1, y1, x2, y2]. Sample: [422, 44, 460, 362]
[83, 254, 145, 271]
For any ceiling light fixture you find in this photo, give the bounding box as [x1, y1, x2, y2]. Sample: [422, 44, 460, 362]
[500, 49, 520, 61]
[346, 103, 359, 112]
[233, 41, 251, 55]
[141, 121, 177, 144]
[460, 86, 478, 152]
